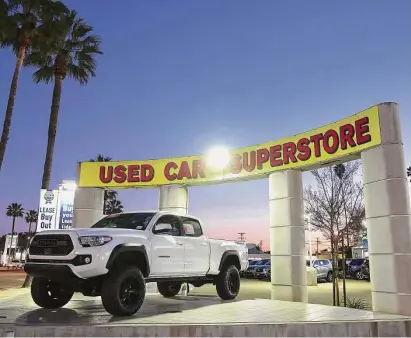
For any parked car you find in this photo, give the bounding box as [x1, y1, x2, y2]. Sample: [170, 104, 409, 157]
[24, 211, 249, 317]
[242, 259, 270, 278]
[347, 258, 368, 279]
[355, 259, 370, 280]
[307, 259, 333, 282]
[240, 260, 258, 277]
[255, 261, 271, 280]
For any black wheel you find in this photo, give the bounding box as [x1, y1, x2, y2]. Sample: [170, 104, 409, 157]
[216, 264, 240, 300]
[326, 271, 333, 282]
[356, 270, 364, 280]
[31, 277, 73, 309]
[157, 281, 182, 298]
[101, 266, 146, 316]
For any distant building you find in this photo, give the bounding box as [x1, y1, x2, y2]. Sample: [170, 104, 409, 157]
[0, 234, 28, 265]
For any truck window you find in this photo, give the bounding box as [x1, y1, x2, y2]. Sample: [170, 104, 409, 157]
[181, 217, 203, 237]
[91, 212, 155, 230]
[153, 215, 182, 236]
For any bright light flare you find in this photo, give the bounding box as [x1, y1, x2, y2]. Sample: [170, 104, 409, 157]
[61, 181, 77, 191]
[206, 146, 231, 170]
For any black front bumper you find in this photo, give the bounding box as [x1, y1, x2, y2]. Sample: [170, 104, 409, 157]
[24, 263, 80, 283]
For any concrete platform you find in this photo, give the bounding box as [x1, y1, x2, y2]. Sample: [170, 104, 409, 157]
[0, 290, 410, 337]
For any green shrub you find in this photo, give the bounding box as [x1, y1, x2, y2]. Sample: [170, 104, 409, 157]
[343, 297, 369, 310]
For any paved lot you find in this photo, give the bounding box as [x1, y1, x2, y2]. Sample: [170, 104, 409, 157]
[0, 272, 371, 307]
[0, 271, 25, 290]
[190, 278, 372, 307]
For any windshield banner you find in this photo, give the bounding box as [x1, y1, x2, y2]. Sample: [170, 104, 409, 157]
[78, 105, 382, 188]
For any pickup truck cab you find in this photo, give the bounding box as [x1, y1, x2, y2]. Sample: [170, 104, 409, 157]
[25, 211, 248, 316]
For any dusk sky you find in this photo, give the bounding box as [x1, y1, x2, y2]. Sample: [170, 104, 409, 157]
[0, 0, 410, 249]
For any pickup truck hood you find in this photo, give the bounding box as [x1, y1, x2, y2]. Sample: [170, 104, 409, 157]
[36, 228, 148, 240]
[74, 228, 146, 238]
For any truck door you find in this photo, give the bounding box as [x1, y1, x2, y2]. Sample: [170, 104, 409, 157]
[150, 214, 185, 276]
[179, 216, 210, 275]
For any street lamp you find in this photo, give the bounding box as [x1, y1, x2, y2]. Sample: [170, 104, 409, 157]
[206, 146, 231, 170]
[305, 215, 313, 261]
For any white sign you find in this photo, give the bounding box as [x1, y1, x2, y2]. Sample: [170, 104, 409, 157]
[56, 190, 74, 230]
[36, 189, 59, 232]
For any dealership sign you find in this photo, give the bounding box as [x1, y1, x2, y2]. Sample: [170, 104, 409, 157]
[36, 189, 75, 232]
[78, 105, 382, 188]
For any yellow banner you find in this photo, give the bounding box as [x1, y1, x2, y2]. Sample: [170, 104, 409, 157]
[78, 106, 381, 188]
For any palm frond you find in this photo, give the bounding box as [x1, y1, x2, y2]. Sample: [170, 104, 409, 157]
[33, 65, 53, 83]
[26, 9, 102, 85]
[6, 202, 24, 217]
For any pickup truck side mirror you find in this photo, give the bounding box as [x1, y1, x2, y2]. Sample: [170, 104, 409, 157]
[153, 223, 172, 235]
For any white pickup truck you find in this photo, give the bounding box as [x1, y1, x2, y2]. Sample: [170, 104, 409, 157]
[25, 211, 248, 316]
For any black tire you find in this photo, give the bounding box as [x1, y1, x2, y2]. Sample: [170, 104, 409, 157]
[157, 282, 182, 298]
[31, 277, 74, 309]
[326, 271, 333, 282]
[216, 264, 240, 300]
[101, 266, 146, 316]
[356, 270, 364, 280]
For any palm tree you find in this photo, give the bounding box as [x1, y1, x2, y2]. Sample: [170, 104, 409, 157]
[25, 209, 38, 233]
[24, 10, 102, 190]
[0, 0, 68, 171]
[90, 154, 116, 214]
[90, 154, 111, 162]
[106, 199, 124, 215]
[6, 202, 24, 263]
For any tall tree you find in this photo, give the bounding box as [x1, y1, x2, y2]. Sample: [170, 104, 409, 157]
[24, 10, 102, 189]
[0, 0, 68, 171]
[304, 161, 365, 306]
[21, 12, 101, 288]
[6, 202, 24, 263]
[25, 209, 38, 233]
[90, 154, 117, 214]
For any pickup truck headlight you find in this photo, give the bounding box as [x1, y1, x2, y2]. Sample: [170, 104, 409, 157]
[79, 236, 112, 247]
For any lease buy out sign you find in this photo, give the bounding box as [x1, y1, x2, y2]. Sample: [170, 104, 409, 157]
[36, 189, 75, 232]
[78, 105, 382, 188]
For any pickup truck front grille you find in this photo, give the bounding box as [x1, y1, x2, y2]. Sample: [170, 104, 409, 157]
[29, 234, 74, 256]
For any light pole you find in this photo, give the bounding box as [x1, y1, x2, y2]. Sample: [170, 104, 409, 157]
[305, 215, 312, 261]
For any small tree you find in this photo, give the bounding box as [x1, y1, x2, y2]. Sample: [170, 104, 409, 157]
[90, 154, 117, 214]
[105, 198, 124, 215]
[407, 166, 411, 182]
[25, 209, 38, 233]
[6, 202, 24, 263]
[304, 161, 365, 306]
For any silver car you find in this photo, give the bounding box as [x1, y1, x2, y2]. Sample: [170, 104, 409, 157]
[307, 259, 333, 282]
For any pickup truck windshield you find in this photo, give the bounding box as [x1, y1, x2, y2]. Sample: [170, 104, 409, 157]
[91, 212, 156, 230]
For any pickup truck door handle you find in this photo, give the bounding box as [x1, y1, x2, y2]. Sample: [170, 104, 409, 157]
[201, 243, 208, 247]
[176, 242, 183, 246]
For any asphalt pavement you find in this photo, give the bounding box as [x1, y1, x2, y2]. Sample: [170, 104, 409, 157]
[0, 271, 26, 290]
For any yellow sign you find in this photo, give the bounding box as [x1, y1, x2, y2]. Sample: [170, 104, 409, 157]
[78, 105, 381, 188]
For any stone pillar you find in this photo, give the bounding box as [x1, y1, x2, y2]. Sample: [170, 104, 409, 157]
[73, 188, 104, 228]
[269, 170, 307, 302]
[159, 185, 188, 215]
[361, 102, 411, 316]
